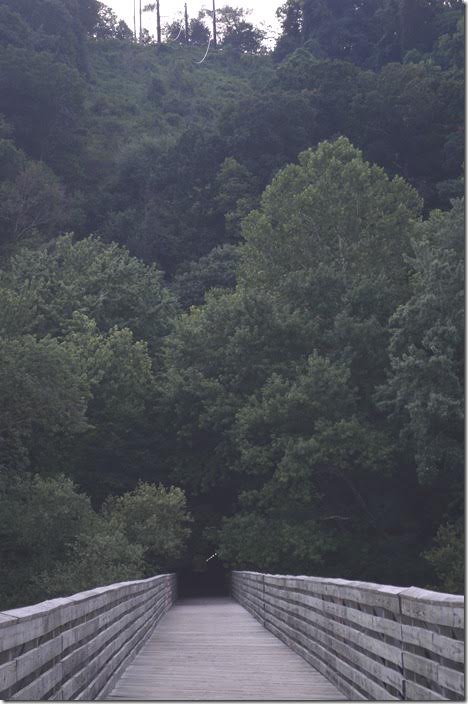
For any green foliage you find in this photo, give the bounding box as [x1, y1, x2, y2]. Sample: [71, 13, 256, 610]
[0, 161, 66, 253]
[0, 473, 104, 607]
[94, 3, 133, 40]
[382, 200, 464, 485]
[0, 6, 31, 50]
[48, 526, 144, 597]
[430, 15, 464, 70]
[0, 234, 176, 349]
[1, 0, 99, 71]
[0, 473, 191, 607]
[0, 334, 89, 473]
[350, 61, 463, 206]
[274, 0, 303, 61]
[0, 0, 463, 603]
[157, 284, 313, 508]
[424, 522, 464, 594]
[212, 6, 266, 54]
[275, 0, 463, 69]
[63, 318, 159, 498]
[104, 482, 192, 572]
[0, 234, 177, 501]
[217, 513, 338, 572]
[218, 91, 318, 185]
[0, 0, 462, 275]
[166, 14, 210, 46]
[240, 137, 421, 317]
[0, 47, 85, 173]
[172, 244, 240, 308]
[188, 18, 211, 46]
[214, 157, 259, 238]
[158, 141, 461, 590]
[0, 137, 25, 181]
[274, 51, 463, 210]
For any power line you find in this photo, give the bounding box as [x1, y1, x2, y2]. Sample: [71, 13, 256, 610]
[133, 1, 220, 52]
[194, 36, 211, 64]
[172, 23, 184, 41]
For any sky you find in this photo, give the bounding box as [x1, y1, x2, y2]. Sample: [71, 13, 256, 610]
[105, 0, 281, 39]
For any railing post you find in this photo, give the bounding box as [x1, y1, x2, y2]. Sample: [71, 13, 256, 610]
[261, 573, 266, 626]
[0, 574, 178, 701]
[231, 571, 464, 701]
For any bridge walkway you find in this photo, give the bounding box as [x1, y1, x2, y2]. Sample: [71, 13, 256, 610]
[106, 597, 345, 701]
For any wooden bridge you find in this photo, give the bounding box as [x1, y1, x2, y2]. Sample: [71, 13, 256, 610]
[0, 571, 464, 701]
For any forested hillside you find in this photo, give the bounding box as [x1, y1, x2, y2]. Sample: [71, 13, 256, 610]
[0, 0, 464, 607]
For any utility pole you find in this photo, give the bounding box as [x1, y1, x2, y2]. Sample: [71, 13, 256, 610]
[133, 0, 137, 41]
[139, 0, 143, 42]
[184, 3, 189, 44]
[156, 0, 161, 44]
[212, 0, 217, 49]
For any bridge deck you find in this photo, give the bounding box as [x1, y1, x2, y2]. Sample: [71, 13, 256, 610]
[106, 597, 345, 700]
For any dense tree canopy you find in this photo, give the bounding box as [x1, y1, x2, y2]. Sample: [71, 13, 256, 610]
[0, 0, 463, 606]
[156, 140, 461, 587]
[0, 474, 190, 608]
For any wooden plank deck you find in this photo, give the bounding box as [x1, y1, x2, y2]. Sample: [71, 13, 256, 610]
[106, 597, 346, 701]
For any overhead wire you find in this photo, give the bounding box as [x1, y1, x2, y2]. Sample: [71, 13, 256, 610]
[194, 36, 212, 64]
[162, 7, 184, 42]
[152, 4, 214, 61]
[172, 23, 184, 41]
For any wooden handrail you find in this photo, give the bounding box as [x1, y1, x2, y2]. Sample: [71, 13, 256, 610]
[0, 574, 176, 701]
[232, 571, 464, 701]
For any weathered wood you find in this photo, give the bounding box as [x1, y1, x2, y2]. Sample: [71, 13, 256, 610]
[401, 624, 464, 663]
[0, 661, 16, 691]
[233, 570, 464, 702]
[265, 621, 368, 701]
[0, 574, 176, 701]
[81, 604, 163, 701]
[403, 651, 439, 682]
[71, 605, 155, 698]
[261, 589, 403, 665]
[264, 609, 400, 701]
[263, 574, 405, 612]
[107, 597, 345, 701]
[399, 587, 464, 629]
[12, 662, 63, 701]
[16, 634, 63, 683]
[405, 680, 450, 701]
[298, 590, 403, 639]
[1, 570, 463, 701]
[60, 590, 158, 679]
[263, 602, 404, 693]
[438, 666, 465, 697]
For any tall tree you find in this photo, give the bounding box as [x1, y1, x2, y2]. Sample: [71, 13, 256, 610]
[202, 6, 266, 53]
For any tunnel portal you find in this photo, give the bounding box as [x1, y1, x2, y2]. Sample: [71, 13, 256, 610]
[177, 554, 229, 597]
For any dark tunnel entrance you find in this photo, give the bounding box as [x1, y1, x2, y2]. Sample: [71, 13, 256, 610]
[177, 554, 229, 597]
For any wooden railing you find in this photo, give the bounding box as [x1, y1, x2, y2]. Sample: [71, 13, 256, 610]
[0, 574, 176, 701]
[232, 571, 464, 701]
